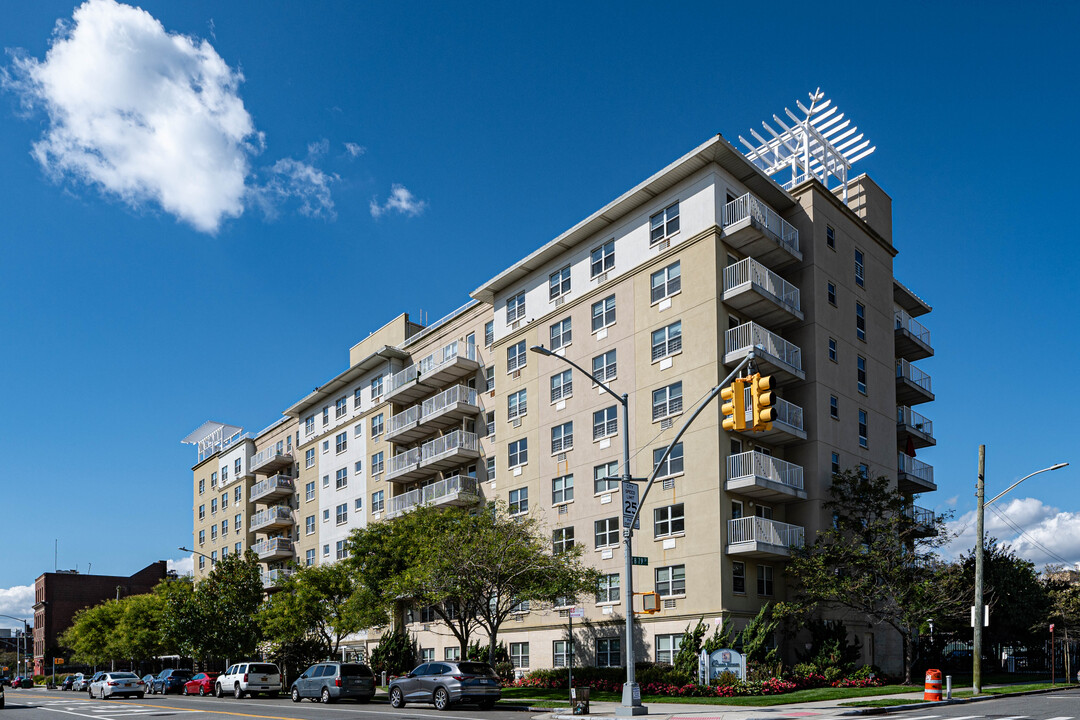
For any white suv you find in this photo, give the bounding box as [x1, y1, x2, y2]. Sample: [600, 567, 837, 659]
[215, 663, 281, 699]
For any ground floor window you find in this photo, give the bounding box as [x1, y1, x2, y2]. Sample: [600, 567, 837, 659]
[596, 637, 621, 667]
[553, 640, 574, 668]
[655, 633, 682, 664]
[510, 642, 530, 669]
[420, 648, 434, 662]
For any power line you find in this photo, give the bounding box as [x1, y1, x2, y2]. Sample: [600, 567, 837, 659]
[986, 503, 1070, 565]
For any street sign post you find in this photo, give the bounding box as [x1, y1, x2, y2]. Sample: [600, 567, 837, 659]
[622, 481, 640, 529]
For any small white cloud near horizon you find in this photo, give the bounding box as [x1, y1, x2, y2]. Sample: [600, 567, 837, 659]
[0, 584, 35, 624]
[3, 0, 337, 234]
[344, 142, 366, 158]
[370, 184, 427, 219]
[167, 555, 194, 577]
[943, 496, 1080, 570]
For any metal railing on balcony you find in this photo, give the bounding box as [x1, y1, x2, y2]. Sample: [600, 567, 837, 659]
[422, 385, 478, 420]
[250, 446, 292, 469]
[904, 505, 935, 526]
[421, 430, 479, 464]
[895, 308, 931, 345]
[389, 405, 421, 435]
[726, 322, 802, 371]
[254, 537, 293, 556]
[251, 474, 294, 501]
[387, 363, 419, 395]
[728, 516, 805, 548]
[250, 505, 293, 531]
[896, 359, 932, 392]
[388, 475, 480, 516]
[263, 568, 295, 586]
[723, 192, 800, 254]
[728, 451, 804, 491]
[389, 447, 421, 476]
[387, 340, 478, 395]
[897, 406, 933, 437]
[723, 257, 801, 312]
[898, 453, 934, 483]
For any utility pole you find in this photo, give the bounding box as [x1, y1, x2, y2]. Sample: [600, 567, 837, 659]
[973, 444, 985, 696]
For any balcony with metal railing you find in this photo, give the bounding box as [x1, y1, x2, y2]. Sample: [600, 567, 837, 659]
[262, 568, 296, 588]
[896, 359, 934, 405]
[250, 474, 295, 504]
[249, 505, 294, 532]
[721, 192, 801, 267]
[895, 308, 934, 361]
[386, 475, 482, 518]
[727, 516, 805, 558]
[904, 505, 936, 537]
[898, 452, 936, 493]
[722, 257, 803, 326]
[725, 451, 806, 501]
[387, 446, 424, 484]
[249, 446, 294, 476]
[387, 385, 480, 444]
[724, 322, 804, 382]
[420, 430, 480, 472]
[384, 340, 480, 404]
[254, 537, 294, 560]
[736, 392, 806, 444]
[897, 406, 935, 449]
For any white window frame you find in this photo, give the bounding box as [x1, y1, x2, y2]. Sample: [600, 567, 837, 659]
[650, 261, 681, 303]
[371, 490, 384, 513]
[590, 240, 614, 277]
[335, 396, 348, 418]
[653, 503, 685, 538]
[508, 389, 527, 420]
[549, 265, 571, 300]
[550, 369, 573, 402]
[855, 248, 865, 287]
[508, 438, 528, 468]
[507, 340, 527, 372]
[856, 302, 866, 341]
[859, 409, 868, 448]
[591, 295, 616, 332]
[550, 317, 572, 350]
[655, 564, 686, 597]
[305, 448, 315, 468]
[857, 355, 867, 394]
[371, 374, 384, 399]
[649, 201, 680, 244]
[371, 451, 384, 475]
[484, 321, 494, 347]
[552, 526, 575, 554]
[509, 642, 530, 669]
[651, 321, 683, 362]
[596, 572, 620, 603]
[551, 422, 573, 454]
[306, 515, 315, 535]
[651, 381, 683, 421]
[653, 442, 684, 478]
[305, 481, 315, 502]
[758, 564, 774, 596]
[655, 634, 682, 664]
[597, 638, 621, 667]
[552, 474, 574, 505]
[594, 461, 620, 493]
[593, 406, 618, 440]
[371, 413, 384, 437]
[594, 517, 619, 548]
[336, 503, 348, 525]
[335, 467, 348, 489]
[507, 292, 526, 323]
[592, 350, 616, 382]
[508, 487, 528, 516]
[335, 431, 348, 454]
[732, 560, 746, 594]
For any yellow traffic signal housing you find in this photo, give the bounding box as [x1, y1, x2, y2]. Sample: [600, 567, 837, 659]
[640, 592, 661, 614]
[751, 373, 776, 431]
[721, 378, 747, 431]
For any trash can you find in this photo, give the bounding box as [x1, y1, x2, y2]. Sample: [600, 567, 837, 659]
[571, 687, 590, 715]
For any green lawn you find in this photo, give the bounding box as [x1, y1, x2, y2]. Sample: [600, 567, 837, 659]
[840, 680, 1076, 707]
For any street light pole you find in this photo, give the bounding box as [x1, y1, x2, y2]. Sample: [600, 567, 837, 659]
[0, 615, 31, 682]
[972, 452, 1067, 695]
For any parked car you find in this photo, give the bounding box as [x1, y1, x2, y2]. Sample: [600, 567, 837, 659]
[10, 677, 31, 690]
[140, 675, 155, 694]
[61, 675, 75, 691]
[388, 661, 500, 711]
[71, 674, 92, 692]
[150, 669, 193, 695]
[1, 678, 5, 707]
[182, 673, 219, 696]
[0, 676, 8, 687]
[290, 662, 374, 704]
[215, 663, 281, 699]
[83, 673, 105, 693]
[89, 671, 144, 699]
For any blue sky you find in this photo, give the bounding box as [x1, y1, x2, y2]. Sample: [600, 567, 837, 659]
[2, 0, 1078, 626]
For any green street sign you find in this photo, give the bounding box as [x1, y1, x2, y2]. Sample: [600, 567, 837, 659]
[632, 556, 648, 566]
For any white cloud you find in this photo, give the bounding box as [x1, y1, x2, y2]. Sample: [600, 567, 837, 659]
[307, 138, 329, 158]
[370, 183, 427, 219]
[167, 555, 194, 577]
[0, 585, 35, 625]
[344, 142, 366, 158]
[262, 158, 336, 220]
[943, 496, 1080, 569]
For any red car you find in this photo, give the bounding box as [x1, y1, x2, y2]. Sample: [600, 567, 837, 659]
[183, 672, 219, 696]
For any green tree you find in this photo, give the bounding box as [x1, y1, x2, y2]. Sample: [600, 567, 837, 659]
[786, 469, 965, 684]
[114, 593, 165, 664]
[190, 551, 265, 662]
[1043, 567, 1080, 681]
[59, 600, 123, 666]
[155, 575, 197, 658]
[369, 627, 419, 676]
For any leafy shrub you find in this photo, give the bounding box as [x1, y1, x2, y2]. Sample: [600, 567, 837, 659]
[369, 627, 418, 676]
[714, 670, 740, 687]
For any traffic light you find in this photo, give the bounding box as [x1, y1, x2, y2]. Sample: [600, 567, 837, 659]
[721, 378, 747, 432]
[640, 592, 661, 614]
[750, 373, 776, 431]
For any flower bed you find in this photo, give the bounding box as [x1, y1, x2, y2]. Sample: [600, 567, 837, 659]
[508, 669, 883, 697]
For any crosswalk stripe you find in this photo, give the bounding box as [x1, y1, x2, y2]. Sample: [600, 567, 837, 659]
[1042, 717, 1075, 720]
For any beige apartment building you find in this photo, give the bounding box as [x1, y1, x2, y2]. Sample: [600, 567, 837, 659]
[183, 97, 934, 676]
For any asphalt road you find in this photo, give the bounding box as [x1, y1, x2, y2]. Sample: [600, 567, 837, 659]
[883, 688, 1080, 720]
[1, 688, 535, 720]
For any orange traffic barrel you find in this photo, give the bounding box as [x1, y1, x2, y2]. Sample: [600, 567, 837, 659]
[924, 669, 942, 701]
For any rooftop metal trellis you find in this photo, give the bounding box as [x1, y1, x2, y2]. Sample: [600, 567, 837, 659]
[740, 88, 875, 205]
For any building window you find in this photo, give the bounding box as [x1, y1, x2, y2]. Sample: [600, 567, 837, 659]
[654, 504, 685, 538]
[322, 474, 330, 488]
[210, 551, 217, 564]
[354, 388, 363, 409]
[551, 422, 573, 453]
[354, 423, 362, 438]
[211, 498, 217, 514]
[507, 340, 527, 372]
[732, 561, 746, 593]
[857, 355, 867, 394]
[234, 513, 241, 531]
[859, 463, 869, 479]
[597, 638, 621, 667]
[371, 374, 384, 399]
[221, 464, 228, 482]
[592, 350, 616, 382]
[199, 479, 205, 495]
[198, 556, 205, 570]
[656, 634, 682, 664]
[320, 407, 328, 426]
[323, 544, 330, 557]
[593, 406, 618, 440]
[198, 504, 205, 521]
[306, 515, 315, 535]
[485, 320, 494, 347]
[553, 526, 575, 554]
[858, 409, 868, 448]
[509, 488, 528, 515]
[855, 248, 865, 287]
[210, 525, 217, 540]
[371, 490, 384, 513]
[485, 411, 495, 438]
[553, 640, 574, 668]
[651, 321, 682, 361]
[234, 458, 241, 476]
[336, 540, 348, 560]
[830, 395, 839, 420]
[234, 486, 242, 503]
[508, 438, 528, 467]
[831, 452, 840, 475]
[550, 317, 572, 350]
[596, 573, 620, 603]
[856, 302, 866, 341]
[485, 367, 495, 393]
[198, 529, 205, 545]
[649, 201, 680, 244]
[211, 471, 217, 487]
[550, 369, 572, 402]
[506, 292, 526, 323]
[220, 492, 228, 509]
[371, 413, 384, 437]
[335, 467, 348, 489]
[650, 261, 681, 303]
[826, 224, 836, 249]
[331, 396, 345, 419]
[305, 549, 315, 567]
[371, 451, 384, 475]
[234, 542, 241, 555]
[355, 460, 363, 474]
[652, 381, 683, 421]
[335, 431, 348, 454]
[653, 442, 684, 478]
[508, 389, 527, 420]
[221, 519, 228, 536]
[594, 461, 619, 493]
[305, 448, 315, 468]
[445, 647, 461, 661]
[323, 508, 330, 522]
[827, 282, 837, 306]
[595, 517, 619, 548]
[590, 240, 614, 277]
[656, 564, 686, 597]
[828, 338, 837, 362]
[486, 456, 496, 481]
[303, 481, 314, 502]
[549, 265, 571, 300]
[552, 474, 574, 505]
[591, 295, 616, 333]
[758, 565, 774, 596]
[510, 642, 530, 669]
[355, 497, 363, 512]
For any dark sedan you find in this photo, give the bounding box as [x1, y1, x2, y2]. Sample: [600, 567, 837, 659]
[150, 669, 193, 695]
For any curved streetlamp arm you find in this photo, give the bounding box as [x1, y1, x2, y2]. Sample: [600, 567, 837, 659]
[987, 462, 1068, 506]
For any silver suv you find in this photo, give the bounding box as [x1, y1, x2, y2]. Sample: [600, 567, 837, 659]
[290, 662, 374, 703]
[388, 661, 500, 711]
[215, 663, 281, 698]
